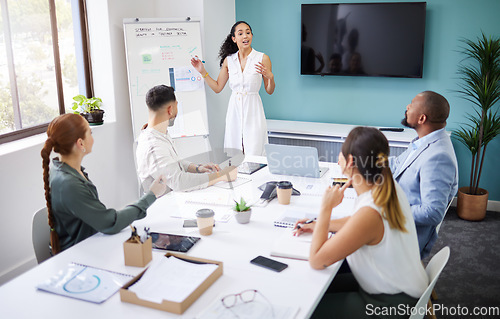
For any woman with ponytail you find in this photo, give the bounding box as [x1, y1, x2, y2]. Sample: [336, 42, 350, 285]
[191, 21, 275, 156]
[41, 114, 166, 254]
[294, 127, 427, 318]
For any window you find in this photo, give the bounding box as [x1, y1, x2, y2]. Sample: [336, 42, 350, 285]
[0, 0, 92, 144]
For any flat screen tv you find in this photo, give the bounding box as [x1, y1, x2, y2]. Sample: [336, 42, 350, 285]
[301, 2, 427, 78]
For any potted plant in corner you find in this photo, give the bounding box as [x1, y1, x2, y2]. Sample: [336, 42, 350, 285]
[72, 94, 104, 125]
[452, 33, 500, 221]
[233, 198, 252, 224]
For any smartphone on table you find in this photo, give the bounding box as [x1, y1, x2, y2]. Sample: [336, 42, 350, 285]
[250, 256, 288, 272]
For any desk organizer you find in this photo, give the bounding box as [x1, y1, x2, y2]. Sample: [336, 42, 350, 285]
[123, 236, 152, 267]
[119, 253, 223, 314]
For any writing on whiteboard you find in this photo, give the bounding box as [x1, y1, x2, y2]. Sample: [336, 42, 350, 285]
[135, 27, 188, 38]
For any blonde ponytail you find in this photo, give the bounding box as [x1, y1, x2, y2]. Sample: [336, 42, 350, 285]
[372, 153, 407, 232]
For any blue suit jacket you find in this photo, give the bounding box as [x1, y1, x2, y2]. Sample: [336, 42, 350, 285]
[390, 129, 458, 258]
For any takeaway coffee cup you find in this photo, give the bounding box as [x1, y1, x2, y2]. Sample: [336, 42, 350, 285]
[277, 181, 293, 205]
[196, 209, 215, 236]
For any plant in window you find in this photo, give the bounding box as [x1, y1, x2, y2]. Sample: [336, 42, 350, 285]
[71, 95, 105, 125]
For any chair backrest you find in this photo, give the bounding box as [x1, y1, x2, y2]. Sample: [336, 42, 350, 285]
[32, 207, 52, 264]
[409, 246, 450, 319]
[436, 200, 453, 234]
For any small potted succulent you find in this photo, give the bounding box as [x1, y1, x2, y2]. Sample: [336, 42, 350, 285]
[233, 198, 252, 224]
[72, 94, 104, 125]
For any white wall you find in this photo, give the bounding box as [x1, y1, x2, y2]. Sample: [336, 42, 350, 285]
[203, 0, 235, 151]
[0, 0, 235, 286]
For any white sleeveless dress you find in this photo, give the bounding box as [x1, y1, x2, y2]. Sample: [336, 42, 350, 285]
[225, 49, 268, 156]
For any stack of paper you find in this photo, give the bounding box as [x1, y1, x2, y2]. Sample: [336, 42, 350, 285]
[129, 256, 218, 304]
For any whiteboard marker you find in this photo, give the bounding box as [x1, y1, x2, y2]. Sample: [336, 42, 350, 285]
[191, 55, 205, 63]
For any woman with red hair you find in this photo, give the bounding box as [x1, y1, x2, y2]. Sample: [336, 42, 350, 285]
[41, 114, 166, 254]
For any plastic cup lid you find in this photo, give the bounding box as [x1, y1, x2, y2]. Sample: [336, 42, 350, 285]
[277, 181, 293, 189]
[196, 208, 215, 218]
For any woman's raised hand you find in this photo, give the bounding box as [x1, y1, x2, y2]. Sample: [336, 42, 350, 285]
[321, 179, 352, 212]
[190, 56, 206, 75]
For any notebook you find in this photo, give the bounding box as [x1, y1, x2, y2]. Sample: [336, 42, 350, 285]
[273, 189, 357, 228]
[270, 232, 313, 261]
[274, 208, 318, 228]
[264, 144, 328, 178]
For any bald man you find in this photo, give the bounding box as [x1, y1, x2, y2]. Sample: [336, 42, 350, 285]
[390, 91, 458, 258]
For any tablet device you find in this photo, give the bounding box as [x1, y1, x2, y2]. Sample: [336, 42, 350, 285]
[150, 232, 200, 253]
[238, 162, 267, 174]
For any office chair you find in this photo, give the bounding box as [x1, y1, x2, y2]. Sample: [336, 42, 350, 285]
[132, 139, 146, 197]
[32, 207, 52, 264]
[430, 198, 453, 301]
[410, 246, 450, 319]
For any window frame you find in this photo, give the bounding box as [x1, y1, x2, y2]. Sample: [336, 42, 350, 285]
[0, 0, 93, 145]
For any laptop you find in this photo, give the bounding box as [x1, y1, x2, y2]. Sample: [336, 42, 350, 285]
[264, 144, 329, 178]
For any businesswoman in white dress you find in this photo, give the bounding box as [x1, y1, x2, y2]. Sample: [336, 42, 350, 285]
[191, 21, 275, 156]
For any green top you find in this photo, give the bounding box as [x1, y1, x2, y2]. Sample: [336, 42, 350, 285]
[49, 159, 156, 252]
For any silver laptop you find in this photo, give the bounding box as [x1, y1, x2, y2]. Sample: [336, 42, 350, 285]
[265, 144, 329, 178]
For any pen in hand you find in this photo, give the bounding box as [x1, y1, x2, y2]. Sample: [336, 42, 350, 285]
[295, 218, 316, 230]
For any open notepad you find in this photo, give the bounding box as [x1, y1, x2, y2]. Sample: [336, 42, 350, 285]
[270, 232, 313, 261]
[273, 189, 357, 228]
[36, 263, 132, 303]
[270, 232, 334, 261]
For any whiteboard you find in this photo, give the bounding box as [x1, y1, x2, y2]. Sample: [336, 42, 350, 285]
[123, 18, 209, 140]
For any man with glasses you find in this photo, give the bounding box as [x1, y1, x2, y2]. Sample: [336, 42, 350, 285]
[390, 91, 458, 258]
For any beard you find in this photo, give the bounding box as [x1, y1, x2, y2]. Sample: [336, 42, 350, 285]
[168, 116, 176, 127]
[401, 112, 415, 128]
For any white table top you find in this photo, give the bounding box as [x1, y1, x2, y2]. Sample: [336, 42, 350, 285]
[0, 156, 347, 318]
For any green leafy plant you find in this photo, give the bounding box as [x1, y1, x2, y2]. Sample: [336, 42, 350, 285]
[452, 33, 500, 195]
[233, 198, 251, 212]
[71, 94, 102, 114]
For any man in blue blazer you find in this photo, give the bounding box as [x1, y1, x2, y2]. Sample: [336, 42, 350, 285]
[390, 91, 458, 258]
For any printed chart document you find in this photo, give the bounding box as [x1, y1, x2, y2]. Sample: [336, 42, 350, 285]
[196, 292, 299, 319]
[36, 263, 132, 303]
[128, 256, 218, 304]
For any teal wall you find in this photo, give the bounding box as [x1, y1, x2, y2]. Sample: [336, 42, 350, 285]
[235, 0, 500, 201]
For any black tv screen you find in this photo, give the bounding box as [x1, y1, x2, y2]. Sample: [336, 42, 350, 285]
[301, 2, 426, 78]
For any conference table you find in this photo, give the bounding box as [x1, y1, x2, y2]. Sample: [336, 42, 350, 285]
[0, 155, 355, 318]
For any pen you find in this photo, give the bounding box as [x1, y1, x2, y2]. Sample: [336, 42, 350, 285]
[227, 159, 233, 189]
[191, 55, 205, 63]
[295, 218, 316, 230]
